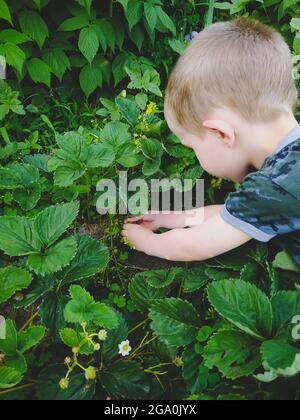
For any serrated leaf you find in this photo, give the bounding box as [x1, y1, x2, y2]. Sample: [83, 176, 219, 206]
[28, 237, 77, 276]
[271, 291, 300, 335]
[86, 143, 115, 168]
[64, 286, 118, 329]
[60, 235, 109, 284]
[0, 216, 41, 257]
[19, 11, 49, 49]
[35, 201, 79, 248]
[17, 326, 45, 353]
[0, 267, 32, 304]
[102, 312, 128, 361]
[78, 27, 99, 63]
[58, 17, 89, 32]
[27, 58, 52, 87]
[100, 360, 150, 400]
[203, 330, 261, 379]
[149, 297, 200, 347]
[261, 340, 298, 371]
[59, 328, 81, 348]
[0, 320, 17, 356]
[129, 274, 165, 313]
[37, 366, 95, 400]
[207, 280, 273, 340]
[0, 367, 23, 389]
[80, 62, 103, 97]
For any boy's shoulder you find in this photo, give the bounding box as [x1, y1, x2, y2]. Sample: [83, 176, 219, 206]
[220, 124, 300, 243]
[256, 125, 300, 198]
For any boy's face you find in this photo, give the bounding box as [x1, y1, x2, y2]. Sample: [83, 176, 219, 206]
[166, 114, 250, 183]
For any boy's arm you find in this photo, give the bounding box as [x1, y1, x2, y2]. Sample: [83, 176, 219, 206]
[122, 210, 252, 262]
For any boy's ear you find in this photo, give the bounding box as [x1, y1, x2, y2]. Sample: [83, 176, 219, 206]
[202, 120, 235, 147]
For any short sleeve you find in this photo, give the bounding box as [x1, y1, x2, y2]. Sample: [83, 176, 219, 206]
[220, 172, 300, 242]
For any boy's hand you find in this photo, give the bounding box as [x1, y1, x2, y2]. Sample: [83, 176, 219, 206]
[122, 223, 154, 253]
[125, 214, 163, 231]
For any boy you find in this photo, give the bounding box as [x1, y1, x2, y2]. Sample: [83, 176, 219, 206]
[122, 19, 300, 264]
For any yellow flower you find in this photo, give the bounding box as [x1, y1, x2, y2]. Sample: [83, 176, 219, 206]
[211, 177, 223, 189]
[145, 102, 156, 115]
[121, 90, 127, 98]
[173, 356, 184, 367]
[59, 378, 69, 390]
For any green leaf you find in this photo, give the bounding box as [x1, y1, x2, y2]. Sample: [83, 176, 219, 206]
[56, 132, 89, 161]
[0, 320, 17, 356]
[149, 297, 200, 347]
[196, 326, 213, 343]
[101, 121, 131, 152]
[115, 96, 139, 126]
[156, 6, 176, 35]
[80, 63, 103, 97]
[144, 3, 157, 32]
[291, 18, 300, 31]
[207, 280, 273, 339]
[126, 0, 143, 31]
[78, 27, 99, 64]
[37, 366, 95, 400]
[0, 216, 40, 257]
[17, 326, 45, 353]
[0, 30, 30, 44]
[0, 43, 25, 75]
[144, 268, 182, 289]
[75, 0, 93, 15]
[28, 237, 77, 276]
[27, 58, 52, 87]
[39, 292, 68, 341]
[102, 312, 128, 361]
[43, 48, 71, 82]
[60, 235, 109, 284]
[182, 266, 210, 293]
[100, 360, 150, 400]
[183, 346, 208, 394]
[34, 201, 79, 248]
[58, 17, 89, 32]
[13, 184, 42, 211]
[271, 291, 300, 335]
[0, 0, 12, 25]
[0, 267, 32, 304]
[86, 143, 115, 168]
[53, 161, 86, 187]
[19, 11, 49, 49]
[59, 328, 81, 348]
[64, 286, 118, 329]
[5, 351, 27, 375]
[203, 330, 261, 379]
[129, 274, 165, 313]
[0, 367, 23, 389]
[273, 251, 300, 273]
[141, 138, 163, 176]
[261, 340, 298, 371]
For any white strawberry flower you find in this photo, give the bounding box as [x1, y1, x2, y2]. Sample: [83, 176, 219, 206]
[118, 340, 132, 357]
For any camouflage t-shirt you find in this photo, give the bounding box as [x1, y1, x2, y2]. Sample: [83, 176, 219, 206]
[220, 123, 300, 265]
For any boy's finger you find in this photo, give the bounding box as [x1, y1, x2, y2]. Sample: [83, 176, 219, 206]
[126, 216, 143, 223]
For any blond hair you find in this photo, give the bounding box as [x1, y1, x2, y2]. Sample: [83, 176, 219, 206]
[164, 19, 298, 135]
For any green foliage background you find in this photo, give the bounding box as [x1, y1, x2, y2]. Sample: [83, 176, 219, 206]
[0, 0, 299, 401]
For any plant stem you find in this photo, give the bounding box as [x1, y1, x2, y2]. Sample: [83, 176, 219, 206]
[109, 0, 114, 18]
[128, 319, 148, 335]
[205, 0, 215, 27]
